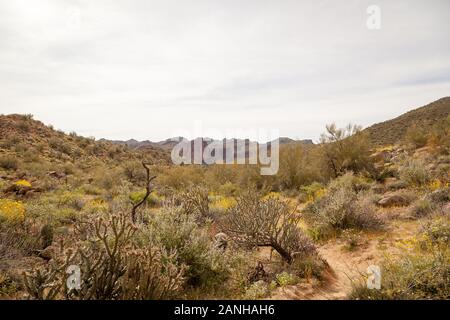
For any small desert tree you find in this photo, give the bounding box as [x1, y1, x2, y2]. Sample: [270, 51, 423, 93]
[320, 123, 375, 178]
[223, 191, 315, 264]
[405, 124, 428, 149]
[429, 115, 450, 154]
[277, 144, 325, 190]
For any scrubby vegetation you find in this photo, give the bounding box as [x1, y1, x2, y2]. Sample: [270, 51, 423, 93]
[223, 191, 317, 264]
[365, 97, 450, 146]
[350, 216, 450, 300]
[1, 101, 449, 300]
[303, 173, 383, 239]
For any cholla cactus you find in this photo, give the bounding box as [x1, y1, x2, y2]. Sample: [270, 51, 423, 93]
[121, 247, 185, 300]
[180, 186, 210, 217]
[23, 211, 185, 300]
[23, 249, 75, 300]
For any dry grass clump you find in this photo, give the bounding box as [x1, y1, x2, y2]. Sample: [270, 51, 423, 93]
[399, 159, 432, 187]
[0, 155, 19, 171]
[409, 198, 435, 218]
[409, 187, 450, 217]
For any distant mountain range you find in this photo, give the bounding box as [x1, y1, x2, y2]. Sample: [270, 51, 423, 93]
[2, 97, 449, 166]
[101, 137, 314, 151]
[100, 96, 450, 152]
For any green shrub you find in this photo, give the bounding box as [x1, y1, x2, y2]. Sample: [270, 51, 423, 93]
[277, 144, 326, 190]
[290, 254, 327, 279]
[0, 155, 19, 170]
[80, 184, 103, 196]
[92, 167, 123, 190]
[17, 119, 31, 132]
[303, 173, 383, 239]
[1, 136, 20, 149]
[55, 207, 79, 223]
[426, 187, 450, 204]
[405, 124, 428, 149]
[299, 182, 325, 203]
[144, 207, 232, 289]
[428, 115, 450, 154]
[243, 280, 270, 300]
[123, 161, 147, 182]
[217, 182, 240, 196]
[48, 137, 72, 155]
[58, 191, 86, 211]
[320, 123, 376, 178]
[342, 229, 362, 251]
[420, 217, 450, 245]
[63, 163, 76, 175]
[399, 159, 431, 187]
[129, 191, 162, 208]
[410, 199, 434, 218]
[275, 272, 299, 287]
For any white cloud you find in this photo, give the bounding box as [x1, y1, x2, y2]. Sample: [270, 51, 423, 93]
[0, 0, 449, 141]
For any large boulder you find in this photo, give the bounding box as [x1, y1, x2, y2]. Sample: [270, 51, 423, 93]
[214, 232, 228, 250]
[378, 193, 412, 207]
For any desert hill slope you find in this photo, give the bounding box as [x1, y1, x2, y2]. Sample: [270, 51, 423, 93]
[0, 114, 170, 166]
[364, 97, 450, 146]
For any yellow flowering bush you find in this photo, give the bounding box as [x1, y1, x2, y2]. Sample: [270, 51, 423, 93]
[0, 199, 25, 222]
[210, 196, 237, 211]
[85, 198, 108, 213]
[428, 179, 442, 191]
[300, 182, 326, 203]
[14, 180, 31, 188]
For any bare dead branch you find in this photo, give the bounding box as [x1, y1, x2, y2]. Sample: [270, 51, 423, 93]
[131, 162, 157, 223]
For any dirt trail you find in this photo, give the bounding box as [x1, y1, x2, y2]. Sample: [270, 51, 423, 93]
[270, 240, 380, 300]
[270, 220, 420, 300]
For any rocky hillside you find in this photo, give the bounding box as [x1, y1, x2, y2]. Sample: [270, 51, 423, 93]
[0, 114, 170, 166]
[364, 97, 450, 146]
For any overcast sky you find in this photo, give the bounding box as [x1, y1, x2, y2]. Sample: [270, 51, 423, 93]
[0, 0, 449, 142]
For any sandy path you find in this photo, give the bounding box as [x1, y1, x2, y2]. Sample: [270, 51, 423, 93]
[270, 220, 420, 300]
